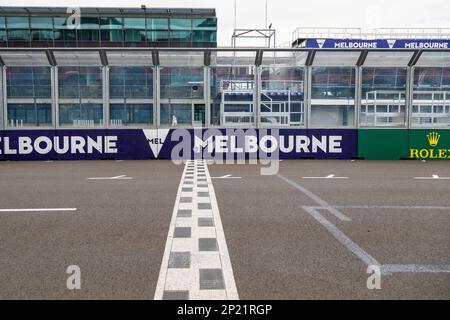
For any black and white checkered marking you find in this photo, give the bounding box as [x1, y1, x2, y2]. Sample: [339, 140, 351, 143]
[154, 160, 239, 300]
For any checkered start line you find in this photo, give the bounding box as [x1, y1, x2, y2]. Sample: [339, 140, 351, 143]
[154, 160, 239, 300]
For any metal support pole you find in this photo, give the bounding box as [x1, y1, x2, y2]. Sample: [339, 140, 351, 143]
[220, 85, 224, 127]
[0, 66, 4, 130]
[152, 67, 157, 128]
[103, 66, 109, 128]
[3, 66, 8, 129]
[234, 0, 237, 31]
[204, 66, 211, 128]
[406, 66, 414, 129]
[50, 66, 56, 128]
[265, 0, 268, 29]
[54, 66, 59, 128]
[355, 66, 362, 128]
[155, 66, 161, 128]
[255, 66, 261, 128]
[305, 66, 312, 129]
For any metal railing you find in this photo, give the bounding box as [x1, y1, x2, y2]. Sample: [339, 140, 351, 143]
[110, 119, 124, 127]
[292, 27, 363, 42]
[220, 80, 255, 93]
[261, 91, 290, 111]
[293, 27, 450, 42]
[260, 101, 304, 127]
[222, 113, 254, 126]
[260, 90, 291, 126]
[261, 80, 304, 93]
[72, 119, 100, 127]
[360, 90, 450, 127]
[220, 80, 304, 94]
[370, 28, 450, 40]
[363, 90, 406, 102]
[411, 90, 450, 127]
[9, 119, 24, 127]
[360, 106, 406, 127]
[360, 91, 406, 127]
[220, 80, 305, 126]
[260, 114, 290, 126]
[412, 91, 450, 102]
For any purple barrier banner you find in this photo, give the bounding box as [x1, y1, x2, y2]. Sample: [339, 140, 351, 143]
[0, 129, 358, 160]
[0, 129, 152, 161]
[158, 128, 358, 160]
[305, 38, 450, 49]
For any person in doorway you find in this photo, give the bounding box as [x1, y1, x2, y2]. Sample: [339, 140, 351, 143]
[172, 114, 178, 126]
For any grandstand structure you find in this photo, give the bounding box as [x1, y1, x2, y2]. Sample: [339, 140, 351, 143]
[0, 9, 449, 160]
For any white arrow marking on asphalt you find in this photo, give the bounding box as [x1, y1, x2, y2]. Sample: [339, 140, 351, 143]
[211, 174, 242, 179]
[414, 174, 450, 180]
[88, 175, 133, 180]
[302, 174, 348, 179]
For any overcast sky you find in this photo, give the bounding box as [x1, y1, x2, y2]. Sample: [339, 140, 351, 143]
[2, 0, 450, 46]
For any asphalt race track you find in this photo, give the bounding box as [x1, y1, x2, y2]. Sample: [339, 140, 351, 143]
[0, 160, 449, 299]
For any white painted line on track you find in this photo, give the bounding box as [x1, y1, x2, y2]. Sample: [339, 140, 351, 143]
[277, 175, 450, 276]
[154, 160, 238, 300]
[209, 165, 239, 300]
[303, 206, 380, 267]
[88, 175, 132, 180]
[381, 264, 450, 274]
[330, 205, 450, 211]
[303, 206, 450, 275]
[414, 174, 450, 180]
[154, 163, 186, 301]
[211, 174, 242, 179]
[277, 174, 351, 221]
[302, 174, 348, 179]
[0, 208, 77, 212]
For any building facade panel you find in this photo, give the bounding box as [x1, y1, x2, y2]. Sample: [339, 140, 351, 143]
[0, 7, 217, 48]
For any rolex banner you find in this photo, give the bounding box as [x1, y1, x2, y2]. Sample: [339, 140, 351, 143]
[0, 129, 358, 161]
[409, 130, 450, 160]
[358, 129, 450, 160]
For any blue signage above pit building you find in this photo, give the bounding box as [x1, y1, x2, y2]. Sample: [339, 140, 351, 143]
[305, 39, 450, 49]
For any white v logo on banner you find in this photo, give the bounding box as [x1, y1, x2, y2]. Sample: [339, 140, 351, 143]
[387, 40, 396, 49]
[143, 129, 170, 158]
[317, 39, 326, 49]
